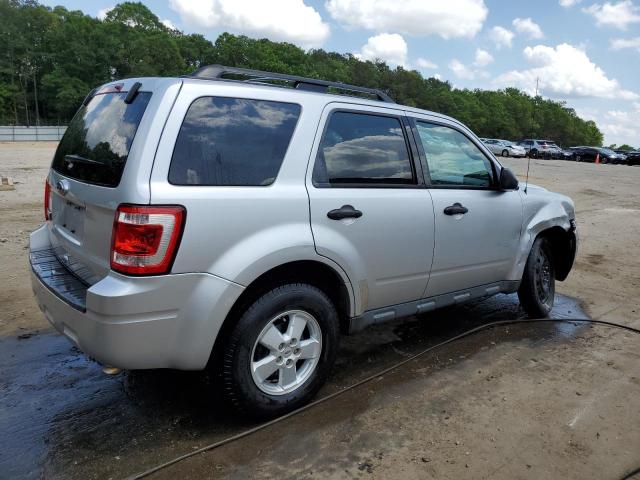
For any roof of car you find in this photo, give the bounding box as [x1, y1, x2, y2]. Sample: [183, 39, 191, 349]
[181, 64, 467, 129]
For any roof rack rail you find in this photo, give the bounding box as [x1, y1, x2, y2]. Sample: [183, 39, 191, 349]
[185, 64, 394, 103]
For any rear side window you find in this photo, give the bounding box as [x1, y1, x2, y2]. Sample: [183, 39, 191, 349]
[52, 91, 152, 187]
[169, 97, 301, 186]
[313, 111, 414, 187]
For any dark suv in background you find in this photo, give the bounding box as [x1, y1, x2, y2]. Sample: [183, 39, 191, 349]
[615, 150, 640, 166]
[571, 147, 626, 164]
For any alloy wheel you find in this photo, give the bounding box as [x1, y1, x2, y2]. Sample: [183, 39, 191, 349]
[250, 310, 322, 395]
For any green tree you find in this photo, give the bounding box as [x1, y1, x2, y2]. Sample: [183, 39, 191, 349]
[0, 0, 608, 145]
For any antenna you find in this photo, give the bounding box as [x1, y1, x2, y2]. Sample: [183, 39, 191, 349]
[524, 77, 539, 194]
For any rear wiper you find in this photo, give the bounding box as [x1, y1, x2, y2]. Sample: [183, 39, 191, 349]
[64, 154, 104, 166]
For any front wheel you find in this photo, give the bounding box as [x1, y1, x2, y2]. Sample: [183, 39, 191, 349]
[502, 149, 509, 157]
[221, 283, 339, 418]
[518, 237, 555, 317]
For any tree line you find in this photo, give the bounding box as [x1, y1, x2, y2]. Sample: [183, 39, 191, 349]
[0, 0, 605, 147]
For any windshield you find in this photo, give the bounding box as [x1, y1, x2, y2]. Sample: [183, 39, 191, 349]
[600, 148, 615, 155]
[52, 91, 152, 187]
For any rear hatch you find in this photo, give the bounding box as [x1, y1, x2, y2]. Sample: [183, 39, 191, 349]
[46, 78, 181, 284]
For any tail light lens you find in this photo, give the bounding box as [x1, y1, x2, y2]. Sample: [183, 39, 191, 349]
[44, 180, 51, 221]
[110, 205, 185, 275]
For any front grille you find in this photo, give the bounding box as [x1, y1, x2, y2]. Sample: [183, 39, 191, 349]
[30, 247, 88, 311]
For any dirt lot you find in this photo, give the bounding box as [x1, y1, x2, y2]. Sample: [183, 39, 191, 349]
[0, 142, 639, 479]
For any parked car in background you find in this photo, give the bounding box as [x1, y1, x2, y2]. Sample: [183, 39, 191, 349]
[600, 148, 626, 164]
[519, 139, 554, 158]
[560, 148, 574, 160]
[616, 150, 640, 166]
[544, 141, 564, 159]
[570, 146, 622, 164]
[481, 139, 527, 157]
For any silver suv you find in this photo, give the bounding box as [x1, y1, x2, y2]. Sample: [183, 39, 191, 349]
[30, 66, 577, 417]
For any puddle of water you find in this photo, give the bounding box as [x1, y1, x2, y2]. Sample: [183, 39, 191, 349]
[0, 294, 588, 480]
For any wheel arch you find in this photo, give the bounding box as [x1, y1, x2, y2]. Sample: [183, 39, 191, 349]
[208, 259, 354, 366]
[536, 226, 577, 281]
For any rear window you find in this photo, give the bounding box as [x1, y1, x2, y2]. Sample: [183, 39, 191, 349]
[52, 91, 152, 187]
[169, 97, 301, 186]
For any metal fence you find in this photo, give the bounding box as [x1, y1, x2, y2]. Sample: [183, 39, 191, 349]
[0, 125, 67, 141]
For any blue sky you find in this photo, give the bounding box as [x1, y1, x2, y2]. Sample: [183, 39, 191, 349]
[42, 0, 640, 146]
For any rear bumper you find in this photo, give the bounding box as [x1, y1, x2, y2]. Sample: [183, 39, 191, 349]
[30, 224, 244, 370]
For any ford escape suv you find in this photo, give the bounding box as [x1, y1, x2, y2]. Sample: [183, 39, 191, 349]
[30, 66, 577, 417]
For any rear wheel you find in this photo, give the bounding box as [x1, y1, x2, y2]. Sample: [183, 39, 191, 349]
[502, 149, 509, 157]
[221, 283, 339, 418]
[518, 237, 555, 317]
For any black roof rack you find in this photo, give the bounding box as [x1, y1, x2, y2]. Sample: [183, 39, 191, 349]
[185, 64, 394, 103]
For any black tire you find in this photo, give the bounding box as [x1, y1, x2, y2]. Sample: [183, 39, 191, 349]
[502, 149, 509, 157]
[518, 237, 555, 317]
[221, 283, 339, 418]
[530, 149, 538, 159]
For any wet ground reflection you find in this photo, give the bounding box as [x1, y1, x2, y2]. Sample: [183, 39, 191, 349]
[0, 294, 588, 479]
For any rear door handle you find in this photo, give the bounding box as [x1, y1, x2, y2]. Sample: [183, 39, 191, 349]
[327, 205, 363, 220]
[443, 203, 468, 215]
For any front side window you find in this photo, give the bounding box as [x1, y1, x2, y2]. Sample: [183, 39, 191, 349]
[415, 121, 494, 188]
[169, 97, 301, 186]
[313, 111, 414, 187]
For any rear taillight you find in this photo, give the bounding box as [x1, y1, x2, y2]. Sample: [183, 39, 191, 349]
[110, 205, 185, 275]
[44, 180, 51, 221]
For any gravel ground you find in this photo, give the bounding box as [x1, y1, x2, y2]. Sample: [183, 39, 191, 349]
[0, 143, 638, 479]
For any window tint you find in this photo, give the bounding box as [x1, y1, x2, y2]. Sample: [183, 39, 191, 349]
[52, 91, 152, 187]
[415, 122, 494, 188]
[313, 111, 414, 187]
[169, 97, 301, 186]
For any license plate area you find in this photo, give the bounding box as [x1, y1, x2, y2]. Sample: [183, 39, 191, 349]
[52, 195, 85, 240]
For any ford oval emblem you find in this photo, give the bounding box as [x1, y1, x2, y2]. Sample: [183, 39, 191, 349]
[56, 179, 70, 196]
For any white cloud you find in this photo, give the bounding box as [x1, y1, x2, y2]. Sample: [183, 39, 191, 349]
[490, 26, 515, 49]
[416, 57, 438, 69]
[512, 17, 544, 39]
[356, 33, 408, 66]
[559, 0, 582, 6]
[97, 6, 114, 20]
[169, 0, 330, 48]
[473, 48, 494, 67]
[600, 104, 640, 146]
[583, 1, 640, 30]
[325, 0, 488, 39]
[161, 18, 177, 30]
[449, 59, 475, 79]
[493, 43, 639, 100]
[611, 36, 640, 51]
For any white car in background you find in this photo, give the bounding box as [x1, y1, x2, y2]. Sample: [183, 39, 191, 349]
[481, 139, 527, 158]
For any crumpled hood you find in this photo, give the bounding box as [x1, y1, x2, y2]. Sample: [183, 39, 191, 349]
[522, 183, 575, 223]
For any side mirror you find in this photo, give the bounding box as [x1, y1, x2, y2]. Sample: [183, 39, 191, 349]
[499, 167, 519, 190]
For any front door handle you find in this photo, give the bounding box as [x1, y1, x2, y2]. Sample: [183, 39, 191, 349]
[327, 205, 363, 220]
[443, 203, 468, 215]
